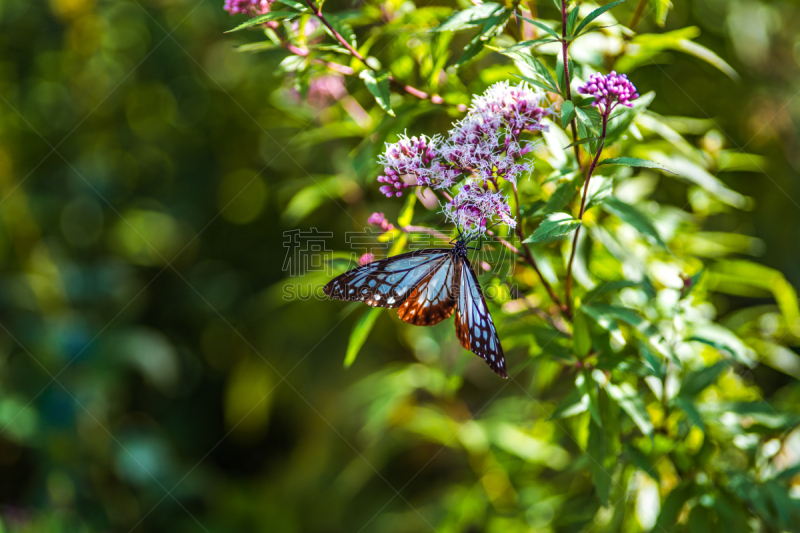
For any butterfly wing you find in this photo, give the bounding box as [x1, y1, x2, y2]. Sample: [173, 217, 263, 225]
[396, 251, 458, 326]
[454, 258, 507, 378]
[324, 249, 451, 309]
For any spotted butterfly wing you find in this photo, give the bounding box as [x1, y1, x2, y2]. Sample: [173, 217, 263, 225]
[323, 249, 454, 315]
[324, 243, 506, 377]
[453, 258, 507, 377]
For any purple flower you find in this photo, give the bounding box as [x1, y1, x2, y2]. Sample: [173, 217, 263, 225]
[470, 81, 550, 134]
[373, 82, 549, 236]
[438, 81, 548, 185]
[377, 135, 440, 197]
[367, 212, 394, 231]
[577, 71, 639, 115]
[359, 253, 375, 265]
[224, 0, 272, 16]
[443, 182, 515, 236]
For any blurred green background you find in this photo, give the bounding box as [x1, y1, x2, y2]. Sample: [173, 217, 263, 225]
[0, 0, 799, 531]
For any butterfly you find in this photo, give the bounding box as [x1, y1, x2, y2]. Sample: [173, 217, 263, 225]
[324, 238, 507, 377]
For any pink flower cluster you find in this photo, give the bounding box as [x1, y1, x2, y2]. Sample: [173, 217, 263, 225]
[577, 71, 639, 115]
[443, 183, 515, 235]
[224, 0, 272, 16]
[367, 212, 394, 232]
[377, 135, 439, 197]
[375, 82, 550, 235]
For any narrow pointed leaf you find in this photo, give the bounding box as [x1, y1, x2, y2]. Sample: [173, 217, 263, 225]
[606, 382, 654, 438]
[564, 136, 602, 149]
[359, 70, 394, 116]
[432, 2, 505, 33]
[599, 157, 676, 174]
[226, 11, 297, 32]
[524, 212, 581, 243]
[602, 196, 666, 248]
[574, 0, 627, 38]
[517, 15, 561, 39]
[344, 308, 381, 367]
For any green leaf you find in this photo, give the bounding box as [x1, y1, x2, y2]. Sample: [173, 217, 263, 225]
[573, 308, 592, 357]
[602, 196, 666, 248]
[502, 50, 558, 92]
[540, 179, 576, 215]
[344, 308, 381, 367]
[583, 280, 638, 304]
[496, 38, 559, 54]
[688, 323, 756, 366]
[273, 0, 308, 10]
[432, 2, 505, 33]
[615, 27, 738, 80]
[584, 176, 613, 211]
[586, 416, 611, 505]
[480, 8, 513, 41]
[226, 11, 298, 32]
[564, 136, 602, 149]
[707, 260, 800, 333]
[561, 101, 576, 129]
[654, 482, 695, 531]
[677, 38, 739, 81]
[573, 0, 627, 38]
[235, 41, 281, 53]
[605, 382, 654, 438]
[575, 106, 602, 130]
[456, 33, 485, 67]
[599, 157, 675, 174]
[359, 70, 394, 116]
[679, 361, 728, 398]
[524, 212, 581, 243]
[625, 443, 660, 482]
[549, 386, 588, 419]
[577, 371, 602, 428]
[647, 0, 671, 26]
[324, 15, 357, 48]
[566, 6, 580, 37]
[516, 15, 561, 40]
[512, 73, 557, 94]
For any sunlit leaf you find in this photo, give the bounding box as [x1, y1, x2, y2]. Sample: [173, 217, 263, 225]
[344, 308, 381, 367]
[605, 382, 654, 438]
[226, 11, 298, 32]
[431, 3, 505, 33]
[524, 212, 581, 243]
[598, 157, 675, 174]
[359, 70, 394, 116]
[573, 0, 626, 38]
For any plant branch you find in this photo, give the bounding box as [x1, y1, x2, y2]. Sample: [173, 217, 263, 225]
[304, 0, 447, 106]
[561, 1, 583, 170]
[511, 185, 566, 314]
[565, 110, 609, 314]
[628, 0, 647, 33]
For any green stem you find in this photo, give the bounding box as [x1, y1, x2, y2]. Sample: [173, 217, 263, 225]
[303, 0, 446, 105]
[628, 0, 647, 32]
[513, 185, 566, 314]
[565, 110, 609, 315]
[561, 1, 582, 170]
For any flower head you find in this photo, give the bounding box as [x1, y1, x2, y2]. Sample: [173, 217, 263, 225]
[374, 82, 548, 214]
[224, 0, 272, 16]
[470, 81, 550, 134]
[367, 212, 394, 232]
[443, 182, 515, 236]
[577, 71, 639, 115]
[377, 135, 440, 196]
[358, 253, 375, 266]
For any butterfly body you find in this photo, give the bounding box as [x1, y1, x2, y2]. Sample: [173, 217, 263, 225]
[324, 240, 507, 377]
